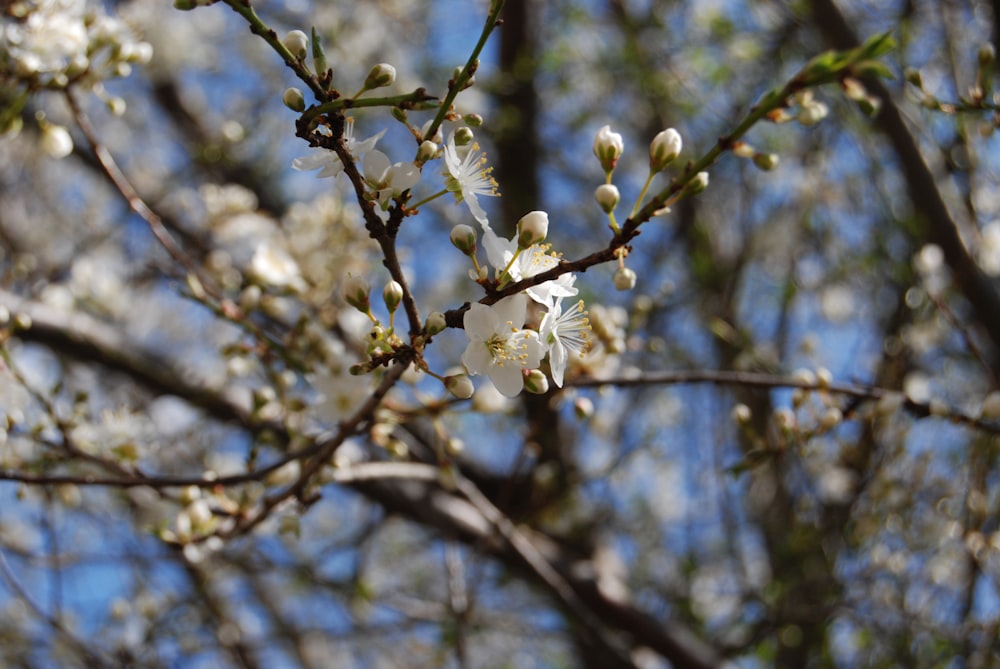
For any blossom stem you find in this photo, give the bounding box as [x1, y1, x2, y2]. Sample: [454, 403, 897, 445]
[631, 172, 655, 218]
[608, 212, 620, 234]
[409, 189, 448, 210]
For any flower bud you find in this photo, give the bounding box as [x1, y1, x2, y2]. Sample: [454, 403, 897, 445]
[416, 140, 438, 163]
[752, 153, 779, 171]
[593, 124, 624, 173]
[445, 375, 475, 399]
[523, 369, 549, 394]
[344, 276, 370, 313]
[798, 100, 829, 125]
[463, 113, 484, 127]
[687, 171, 709, 195]
[842, 77, 867, 101]
[383, 280, 403, 313]
[731, 141, 755, 158]
[106, 97, 127, 116]
[450, 224, 477, 255]
[594, 184, 620, 213]
[731, 403, 752, 425]
[425, 311, 447, 335]
[453, 126, 474, 146]
[364, 63, 396, 90]
[613, 267, 636, 291]
[649, 128, 682, 172]
[282, 87, 305, 112]
[574, 396, 595, 419]
[40, 123, 73, 159]
[820, 407, 843, 430]
[283, 30, 309, 59]
[516, 210, 549, 249]
[390, 107, 408, 124]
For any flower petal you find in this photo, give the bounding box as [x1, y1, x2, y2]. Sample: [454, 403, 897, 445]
[492, 293, 527, 329]
[489, 364, 525, 398]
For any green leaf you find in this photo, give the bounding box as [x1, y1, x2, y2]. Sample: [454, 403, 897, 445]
[311, 26, 328, 75]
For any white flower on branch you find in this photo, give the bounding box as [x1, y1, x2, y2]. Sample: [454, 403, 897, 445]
[482, 228, 578, 308]
[362, 149, 420, 208]
[540, 297, 591, 387]
[292, 117, 385, 179]
[443, 130, 499, 227]
[461, 293, 544, 398]
[250, 242, 305, 292]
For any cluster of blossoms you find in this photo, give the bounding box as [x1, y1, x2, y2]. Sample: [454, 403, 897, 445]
[1, 0, 153, 153]
[291, 90, 591, 396]
[443, 134, 591, 398]
[290, 84, 715, 398]
[1, 0, 152, 87]
[287, 42, 738, 397]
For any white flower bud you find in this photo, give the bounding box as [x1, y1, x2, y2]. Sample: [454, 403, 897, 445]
[687, 171, 709, 194]
[594, 184, 620, 213]
[41, 123, 73, 159]
[383, 280, 403, 313]
[613, 267, 637, 291]
[445, 374, 475, 399]
[453, 126, 474, 146]
[283, 30, 309, 59]
[344, 276, 370, 313]
[732, 141, 755, 158]
[416, 140, 437, 162]
[649, 128, 682, 172]
[364, 63, 396, 89]
[282, 87, 305, 112]
[593, 124, 624, 173]
[798, 100, 829, 125]
[425, 311, 447, 335]
[516, 210, 549, 249]
[731, 403, 752, 424]
[523, 369, 549, 394]
[752, 153, 779, 171]
[450, 224, 477, 255]
[574, 396, 595, 419]
[774, 407, 796, 431]
[820, 407, 843, 430]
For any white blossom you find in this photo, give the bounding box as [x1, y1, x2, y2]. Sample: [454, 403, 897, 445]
[442, 131, 499, 227]
[292, 118, 385, 179]
[461, 294, 545, 397]
[540, 297, 591, 387]
[482, 228, 578, 308]
[250, 242, 305, 291]
[362, 149, 420, 207]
